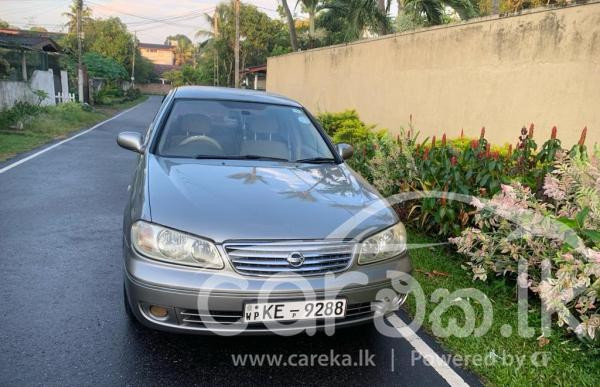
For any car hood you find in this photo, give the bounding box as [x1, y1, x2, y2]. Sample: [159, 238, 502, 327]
[147, 155, 397, 243]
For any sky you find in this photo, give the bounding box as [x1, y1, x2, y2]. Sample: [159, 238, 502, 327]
[0, 0, 287, 44]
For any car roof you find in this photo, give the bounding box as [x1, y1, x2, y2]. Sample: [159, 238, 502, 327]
[173, 86, 302, 107]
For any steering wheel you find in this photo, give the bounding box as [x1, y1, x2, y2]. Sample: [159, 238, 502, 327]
[178, 135, 223, 152]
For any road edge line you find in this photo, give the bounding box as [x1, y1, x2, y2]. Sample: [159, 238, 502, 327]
[387, 314, 470, 387]
[0, 102, 143, 175]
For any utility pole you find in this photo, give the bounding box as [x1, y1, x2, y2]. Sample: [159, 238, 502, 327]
[131, 32, 136, 88]
[213, 11, 219, 86]
[76, 0, 84, 102]
[234, 0, 240, 88]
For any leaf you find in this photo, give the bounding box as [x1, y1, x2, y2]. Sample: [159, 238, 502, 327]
[557, 216, 577, 229]
[582, 229, 600, 244]
[576, 207, 590, 228]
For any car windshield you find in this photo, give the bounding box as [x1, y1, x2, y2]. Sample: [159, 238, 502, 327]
[155, 99, 335, 162]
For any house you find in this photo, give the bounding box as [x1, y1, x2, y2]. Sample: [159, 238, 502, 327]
[139, 42, 178, 83]
[242, 64, 267, 91]
[0, 28, 70, 108]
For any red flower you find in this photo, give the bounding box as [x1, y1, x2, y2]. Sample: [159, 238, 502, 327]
[450, 156, 457, 166]
[471, 140, 478, 150]
[578, 126, 587, 146]
[441, 133, 447, 146]
[423, 148, 430, 160]
[528, 123, 534, 139]
[508, 144, 513, 157]
[431, 136, 436, 148]
[551, 126, 557, 140]
[491, 151, 499, 160]
[485, 143, 491, 158]
[460, 129, 464, 138]
[480, 126, 486, 139]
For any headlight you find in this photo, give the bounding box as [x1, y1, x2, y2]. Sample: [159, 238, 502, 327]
[131, 220, 224, 269]
[358, 223, 407, 265]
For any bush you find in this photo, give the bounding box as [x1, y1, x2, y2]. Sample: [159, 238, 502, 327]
[0, 101, 45, 129]
[450, 152, 600, 344]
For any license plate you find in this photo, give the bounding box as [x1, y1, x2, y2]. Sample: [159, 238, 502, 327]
[244, 299, 347, 322]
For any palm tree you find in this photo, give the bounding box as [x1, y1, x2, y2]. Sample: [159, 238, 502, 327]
[321, 0, 391, 40]
[296, 0, 320, 38]
[400, 0, 477, 26]
[165, 35, 195, 66]
[281, 0, 299, 51]
[62, 0, 92, 32]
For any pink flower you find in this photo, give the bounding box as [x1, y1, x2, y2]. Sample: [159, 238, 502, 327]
[543, 175, 566, 201]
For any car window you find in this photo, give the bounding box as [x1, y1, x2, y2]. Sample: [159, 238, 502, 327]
[155, 99, 335, 162]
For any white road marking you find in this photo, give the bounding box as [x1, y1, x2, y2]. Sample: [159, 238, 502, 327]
[0, 103, 142, 175]
[387, 314, 470, 387]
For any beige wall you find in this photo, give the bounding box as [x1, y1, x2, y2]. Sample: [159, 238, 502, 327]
[140, 47, 174, 66]
[267, 4, 600, 147]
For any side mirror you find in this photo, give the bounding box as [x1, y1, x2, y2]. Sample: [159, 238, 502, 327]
[336, 143, 354, 160]
[117, 132, 144, 153]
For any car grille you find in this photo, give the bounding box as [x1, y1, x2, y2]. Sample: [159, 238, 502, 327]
[177, 302, 375, 329]
[224, 240, 355, 276]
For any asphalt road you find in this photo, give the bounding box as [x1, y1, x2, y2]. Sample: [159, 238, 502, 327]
[0, 96, 481, 387]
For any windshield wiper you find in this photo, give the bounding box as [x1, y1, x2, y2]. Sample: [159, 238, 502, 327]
[195, 154, 289, 162]
[295, 157, 337, 164]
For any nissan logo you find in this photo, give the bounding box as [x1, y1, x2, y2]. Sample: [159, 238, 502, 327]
[286, 252, 305, 267]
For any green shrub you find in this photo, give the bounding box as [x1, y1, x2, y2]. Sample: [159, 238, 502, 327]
[450, 152, 600, 345]
[317, 110, 372, 142]
[0, 101, 45, 129]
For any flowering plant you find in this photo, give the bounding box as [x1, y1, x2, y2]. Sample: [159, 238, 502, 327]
[451, 153, 600, 343]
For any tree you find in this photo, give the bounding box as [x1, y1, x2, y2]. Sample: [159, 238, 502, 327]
[320, 0, 391, 41]
[62, 0, 93, 32]
[281, 0, 299, 51]
[297, 0, 320, 38]
[399, 0, 477, 27]
[165, 34, 195, 66]
[163, 64, 210, 86]
[196, 2, 289, 86]
[83, 52, 127, 80]
[0, 19, 10, 28]
[30, 26, 48, 32]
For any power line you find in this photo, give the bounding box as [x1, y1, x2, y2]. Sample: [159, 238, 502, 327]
[86, 0, 213, 29]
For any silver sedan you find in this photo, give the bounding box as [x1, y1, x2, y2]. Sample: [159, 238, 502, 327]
[118, 86, 412, 335]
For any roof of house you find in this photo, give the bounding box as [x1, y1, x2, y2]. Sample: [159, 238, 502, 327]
[242, 64, 267, 74]
[173, 86, 301, 107]
[0, 29, 61, 52]
[139, 42, 173, 50]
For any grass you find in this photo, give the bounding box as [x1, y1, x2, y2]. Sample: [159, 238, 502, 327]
[0, 96, 148, 162]
[405, 229, 600, 386]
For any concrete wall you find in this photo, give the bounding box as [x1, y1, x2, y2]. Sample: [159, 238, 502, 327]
[138, 83, 172, 95]
[0, 69, 56, 109]
[267, 3, 600, 147]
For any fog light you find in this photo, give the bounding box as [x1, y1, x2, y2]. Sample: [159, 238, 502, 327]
[149, 305, 169, 318]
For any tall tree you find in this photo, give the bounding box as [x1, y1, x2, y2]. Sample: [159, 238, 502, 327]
[62, 0, 92, 32]
[281, 0, 299, 51]
[196, 2, 289, 86]
[297, 0, 320, 38]
[165, 34, 195, 66]
[401, 0, 477, 25]
[321, 0, 391, 40]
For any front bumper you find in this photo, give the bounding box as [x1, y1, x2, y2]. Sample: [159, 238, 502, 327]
[124, 245, 412, 335]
